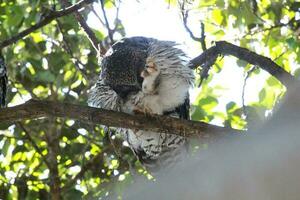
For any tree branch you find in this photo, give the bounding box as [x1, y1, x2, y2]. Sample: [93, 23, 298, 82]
[190, 41, 296, 88]
[56, 20, 89, 80]
[59, 0, 102, 54]
[45, 118, 61, 200]
[0, 0, 94, 49]
[100, 0, 114, 44]
[0, 100, 242, 139]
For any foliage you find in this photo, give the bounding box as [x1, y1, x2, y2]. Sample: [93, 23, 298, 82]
[0, 0, 299, 199]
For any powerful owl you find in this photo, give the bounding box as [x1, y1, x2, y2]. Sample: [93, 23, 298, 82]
[88, 37, 194, 172]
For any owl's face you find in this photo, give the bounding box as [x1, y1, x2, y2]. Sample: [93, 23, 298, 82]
[100, 37, 154, 98]
[101, 50, 146, 98]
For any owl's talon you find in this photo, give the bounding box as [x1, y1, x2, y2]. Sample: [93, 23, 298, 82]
[141, 59, 160, 94]
[133, 106, 154, 116]
[133, 106, 144, 115]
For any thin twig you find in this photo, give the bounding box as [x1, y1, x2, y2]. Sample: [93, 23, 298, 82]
[100, 0, 114, 44]
[0, 0, 94, 49]
[62, 149, 106, 191]
[243, 17, 297, 38]
[18, 123, 51, 169]
[56, 20, 89, 80]
[200, 22, 207, 51]
[241, 66, 256, 118]
[181, 9, 202, 43]
[90, 5, 106, 26]
[59, 0, 101, 54]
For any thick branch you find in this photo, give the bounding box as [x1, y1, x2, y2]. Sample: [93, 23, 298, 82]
[0, 100, 242, 139]
[0, 0, 94, 49]
[190, 41, 296, 88]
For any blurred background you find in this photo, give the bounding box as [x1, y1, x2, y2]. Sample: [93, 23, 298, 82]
[0, 0, 299, 199]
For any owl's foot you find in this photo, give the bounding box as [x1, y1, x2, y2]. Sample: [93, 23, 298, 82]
[133, 106, 154, 116]
[141, 60, 160, 95]
[141, 60, 159, 78]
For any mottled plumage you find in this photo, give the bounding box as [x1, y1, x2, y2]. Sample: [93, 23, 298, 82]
[88, 37, 194, 171]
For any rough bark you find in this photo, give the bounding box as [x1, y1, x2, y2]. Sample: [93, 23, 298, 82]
[0, 99, 243, 139]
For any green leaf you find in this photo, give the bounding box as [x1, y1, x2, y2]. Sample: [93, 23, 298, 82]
[198, 96, 218, 110]
[7, 5, 24, 27]
[61, 126, 79, 140]
[63, 189, 83, 200]
[226, 101, 237, 113]
[30, 32, 44, 43]
[199, 0, 216, 7]
[236, 60, 248, 68]
[191, 106, 206, 121]
[64, 70, 74, 82]
[259, 88, 266, 102]
[104, 0, 115, 8]
[12, 145, 27, 154]
[294, 68, 300, 78]
[286, 37, 297, 49]
[1, 139, 10, 156]
[0, 122, 11, 130]
[35, 71, 56, 83]
[211, 9, 224, 25]
[266, 76, 280, 87]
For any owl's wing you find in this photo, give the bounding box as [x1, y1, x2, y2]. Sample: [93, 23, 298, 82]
[163, 95, 190, 120]
[175, 96, 190, 120]
[88, 79, 122, 111]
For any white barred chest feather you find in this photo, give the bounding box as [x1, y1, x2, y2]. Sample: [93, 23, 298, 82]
[124, 40, 194, 115]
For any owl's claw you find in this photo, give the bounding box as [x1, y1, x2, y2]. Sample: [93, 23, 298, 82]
[133, 106, 154, 116]
[133, 106, 144, 115]
[141, 59, 160, 95]
[141, 60, 159, 78]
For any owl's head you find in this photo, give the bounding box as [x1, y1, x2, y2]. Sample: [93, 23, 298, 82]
[100, 36, 191, 98]
[100, 37, 155, 98]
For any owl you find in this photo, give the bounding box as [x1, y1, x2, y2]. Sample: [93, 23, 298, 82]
[88, 37, 194, 172]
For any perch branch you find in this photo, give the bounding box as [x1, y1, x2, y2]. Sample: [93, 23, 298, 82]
[190, 41, 296, 88]
[0, 100, 242, 140]
[0, 0, 94, 49]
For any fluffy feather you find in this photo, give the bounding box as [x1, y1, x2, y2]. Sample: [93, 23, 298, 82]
[88, 37, 194, 171]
